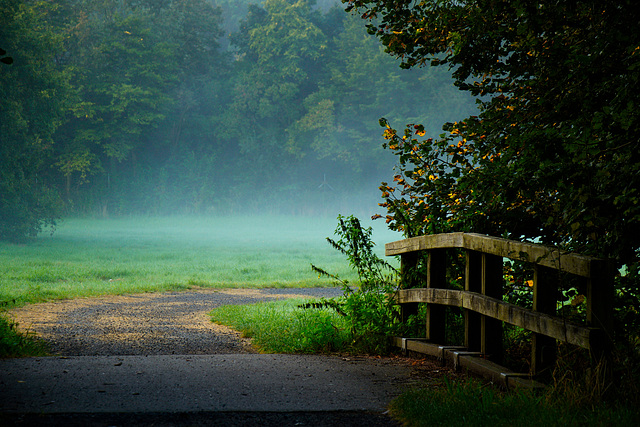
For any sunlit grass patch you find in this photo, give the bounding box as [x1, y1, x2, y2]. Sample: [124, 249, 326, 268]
[209, 298, 351, 354]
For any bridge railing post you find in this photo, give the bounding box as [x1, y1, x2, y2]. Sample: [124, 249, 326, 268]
[399, 252, 419, 323]
[464, 250, 482, 351]
[426, 249, 447, 343]
[480, 253, 503, 363]
[586, 259, 614, 363]
[532, 265, 558, 377]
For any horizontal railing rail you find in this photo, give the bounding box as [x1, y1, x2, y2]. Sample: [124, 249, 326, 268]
[385, 232, 597, 277]
[395, 288, 592, 349]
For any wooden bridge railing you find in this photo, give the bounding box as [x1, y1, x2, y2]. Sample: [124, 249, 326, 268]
[387, 232, 613, 378]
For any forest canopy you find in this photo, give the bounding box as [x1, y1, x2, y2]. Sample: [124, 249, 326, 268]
[342, 0, 640, 347]
[0, 0, 474, 240]
[5, 0, 637, 276]
[349, 0, 640, 269]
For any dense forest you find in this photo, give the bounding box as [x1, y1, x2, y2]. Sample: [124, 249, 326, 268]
[0, 0, 475, 239]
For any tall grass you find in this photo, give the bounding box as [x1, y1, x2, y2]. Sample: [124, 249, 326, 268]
[210, 298, 351, 353]
[0, 316, 49, 358]
[388, 378, 639, 427]
[0, 215, 399, 308]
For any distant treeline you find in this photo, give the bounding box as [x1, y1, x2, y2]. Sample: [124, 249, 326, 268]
[0, 0, 474, 239]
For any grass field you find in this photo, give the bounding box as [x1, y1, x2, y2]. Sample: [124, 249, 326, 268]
[210, 298, 351, 354]
[0, 215, 400, 308]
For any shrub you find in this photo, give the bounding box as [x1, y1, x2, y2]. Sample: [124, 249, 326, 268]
[0, 316, 48, 358]
[309, 215, 422, 354]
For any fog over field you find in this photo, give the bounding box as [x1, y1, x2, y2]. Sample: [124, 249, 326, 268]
[0, 215, 401, 308]
[1, 0, 478, 309]
[4, 2, 640, 419]
[1, 0, 477, 243]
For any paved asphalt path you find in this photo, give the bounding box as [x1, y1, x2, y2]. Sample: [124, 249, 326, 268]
[0, 354, 409, 426]
[0, 288, 420, 426]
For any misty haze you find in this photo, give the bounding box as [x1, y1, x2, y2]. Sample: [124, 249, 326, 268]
[0, 0, 479, 313]
[0, 0, 477, 323]
[5, 1, 640, 425]
[1, 0, 476, 236]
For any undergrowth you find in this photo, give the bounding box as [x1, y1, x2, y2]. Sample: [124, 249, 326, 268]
[0, 316, 48, 358]
[210, 215, 420, 355]
[209, 298, 350, 353]
[308, 215, 423, 353]
[388, 377, 639, 427]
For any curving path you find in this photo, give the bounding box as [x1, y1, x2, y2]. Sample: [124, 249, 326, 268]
[5, 288, 345, 356]
[1, 288, 451, 426]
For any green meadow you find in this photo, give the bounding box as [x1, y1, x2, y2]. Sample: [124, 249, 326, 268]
[0, 215, 400, 308]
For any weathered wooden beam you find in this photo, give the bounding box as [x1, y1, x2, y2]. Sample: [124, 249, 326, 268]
[389, 337, 546, 390]
[463, 234, 593, 277]
[465, 251, 482, 351]
[532, 265, 559, 377]
[393, 288, 593, 349]
[385, 233, 465, 256]
[425, 250, 447, 343]
[481, 253, 504, 362]
[386, 233, 598, 277]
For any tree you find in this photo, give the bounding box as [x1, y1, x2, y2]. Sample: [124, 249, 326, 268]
[219, 0, 330, 208]
[49, 0, 228, 214]
[347, 0, 640, 268]
[0, 0, 69, 240]
[135, 0, 228, 214]
[54, 5, 177, 203]
[287, 11, 472, 175]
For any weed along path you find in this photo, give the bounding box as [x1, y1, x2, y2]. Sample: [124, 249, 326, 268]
[1, 288, 446, 426]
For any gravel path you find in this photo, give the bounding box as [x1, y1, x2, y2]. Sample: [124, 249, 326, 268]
[8, 287, 344, 356]
[3, 287, 455, 426]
